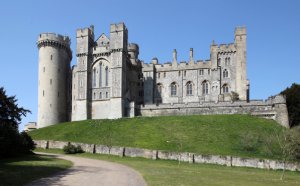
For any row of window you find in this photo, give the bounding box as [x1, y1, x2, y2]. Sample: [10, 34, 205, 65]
[93, 92, 109, 100]
[156, 82, 230, 97]
[157, 68, 232, 79]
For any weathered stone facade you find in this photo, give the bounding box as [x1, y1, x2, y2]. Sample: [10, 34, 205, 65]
[37, 22, 289, 128]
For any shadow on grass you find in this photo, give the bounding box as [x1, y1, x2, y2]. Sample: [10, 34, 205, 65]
[0, 154, 72, 186]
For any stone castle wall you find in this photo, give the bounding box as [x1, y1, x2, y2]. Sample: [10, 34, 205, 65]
[138, 95, 289, 127]
[35, 140, 300, 172]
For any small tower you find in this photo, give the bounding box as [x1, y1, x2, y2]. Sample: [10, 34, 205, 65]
[234, 26, 248, 100]
[37, 33, 72, 128]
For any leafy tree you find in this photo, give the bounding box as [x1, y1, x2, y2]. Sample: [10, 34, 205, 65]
[281, 83, 300, 127]
[0, 87, 30, 129]
[0, 87, 34, 158]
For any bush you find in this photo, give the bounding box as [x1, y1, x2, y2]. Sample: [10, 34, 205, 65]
[63, 144, 83, 154]
[239, 132, 259, 152]
[0, 124, 35, 158]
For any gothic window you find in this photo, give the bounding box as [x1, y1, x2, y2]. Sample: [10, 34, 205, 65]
[164, 72, 166, 78]
[223, 69, 229, 78]
[43, 90, 44, 97]
[186, 82, 193, 96]
[99, 63, 102, 87]
[156, 83, 163, 97]
[202, 81, 209, 95]
[106, 92, 108, 98]
[184, 71, 187, 77]
[208, 69, 210, 75]
[199, 69, 204, 75]
[178, 71, 181, 76]
[93, 92, 96, 99]
[171, 82, 177, 96]
[105, 66, 108, 86]
[223, 84, 229, 93]
[50, 79, 52, 85]
[93, 68, 96, 87]
[51, 55, 53, 60]
[217, 58, 221, 66]
[227, 57, 231, 65]
[99, 92, 102, 99]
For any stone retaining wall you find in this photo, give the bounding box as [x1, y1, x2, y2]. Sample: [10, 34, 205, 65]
[34, 140, 300, 171]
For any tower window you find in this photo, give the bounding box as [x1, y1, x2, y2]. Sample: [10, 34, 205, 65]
[106, 92, 108, 98]
[199, 69, 204, 75]
[178, 71, 181, 76]
[105, 66, 109, 86]
[93, 68, 96, 87]
[43, 67, 45, 72]
[208, 69, 210, 75]
[223, 69, 229, 78]
[164, 72, 166, 78]
[93, 92, 96, 99]
[171, 82, 177, 96]
[202, 81, 209, 95]
[158, 73, 160, 78]
[50, 55, 53, 60]
[186, 82, 193, 96]
[223, 84, 229, 93]
[99, 92, 102, 99]
[156, 83, 163, 97]
[43, 90, 45, 97]
[99, 63, 102, 87]
[50, 79, 52, 85]
[184, 71, 187, 77]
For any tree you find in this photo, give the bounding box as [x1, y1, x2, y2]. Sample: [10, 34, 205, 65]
[0, 87, 30, 129]
[280, 83, 300, 127]
[0, 87, 34, 158]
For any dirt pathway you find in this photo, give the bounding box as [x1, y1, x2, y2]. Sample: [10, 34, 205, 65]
[27, 152, 147, 186]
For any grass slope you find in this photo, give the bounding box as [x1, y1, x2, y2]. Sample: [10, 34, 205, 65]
[0, 154, 72, 185]
[36, 148, 300, 186]
[30, 115, 284, 159]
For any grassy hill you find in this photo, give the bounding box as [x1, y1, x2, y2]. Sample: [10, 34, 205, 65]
[29, 115, 284, 159]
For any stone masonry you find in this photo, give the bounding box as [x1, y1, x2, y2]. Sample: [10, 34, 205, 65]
[37, 23, 289, 128]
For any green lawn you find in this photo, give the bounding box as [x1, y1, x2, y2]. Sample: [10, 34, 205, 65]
[30, 115, 284, 159]
[0, 154, 72, 186]
[35, 148, 300, 186]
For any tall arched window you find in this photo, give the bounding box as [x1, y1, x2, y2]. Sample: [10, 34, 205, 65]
[223, 84, 229, 93]
[105, 66, 108, 86]
[99, 63, 102, 87]
[217, 58, 221, 66]
[202, 81, 209, 95]
[225, 57, 231, 65]
[186, 82, 193, 96]
[223, 69, 229, 78]
[93, 68, 96, 87]
[171, 82, 177, 96]
[99, 92, 102, 99]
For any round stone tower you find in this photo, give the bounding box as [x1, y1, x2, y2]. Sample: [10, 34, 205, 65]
[37, 33, 72, 128]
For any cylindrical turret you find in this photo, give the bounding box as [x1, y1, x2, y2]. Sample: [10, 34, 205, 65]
[37, 33, 72, 128]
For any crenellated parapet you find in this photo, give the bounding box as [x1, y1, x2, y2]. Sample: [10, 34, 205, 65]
[37, 33, 72, 60]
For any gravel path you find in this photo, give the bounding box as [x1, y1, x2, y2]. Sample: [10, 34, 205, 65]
[27, 152, 147, 186]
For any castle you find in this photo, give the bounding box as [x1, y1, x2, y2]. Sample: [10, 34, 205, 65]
[37, 23, 289, 128]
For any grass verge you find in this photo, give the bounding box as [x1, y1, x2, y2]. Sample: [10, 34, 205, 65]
[29, 115, 284, 159]
[0, 154, 72, 186]
[35, 148, 300, 186]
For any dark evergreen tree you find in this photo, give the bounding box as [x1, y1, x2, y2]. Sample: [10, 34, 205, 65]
[281, 83, 300, 127]
[0, 87, 34, 158]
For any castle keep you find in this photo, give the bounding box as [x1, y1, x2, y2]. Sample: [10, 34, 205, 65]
[37, 23, 289, 128]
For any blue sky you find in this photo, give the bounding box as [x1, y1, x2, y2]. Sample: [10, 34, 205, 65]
[0, 0, 299, 130]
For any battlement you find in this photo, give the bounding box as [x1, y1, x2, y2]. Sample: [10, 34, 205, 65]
[110, 22, 127, 32]
[76, 25, 94, 37]
[38, 33, 71, 45]
[218, 43, 236, 52]
[266, 94, 287, 105]
[235, 26, 246, 36]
